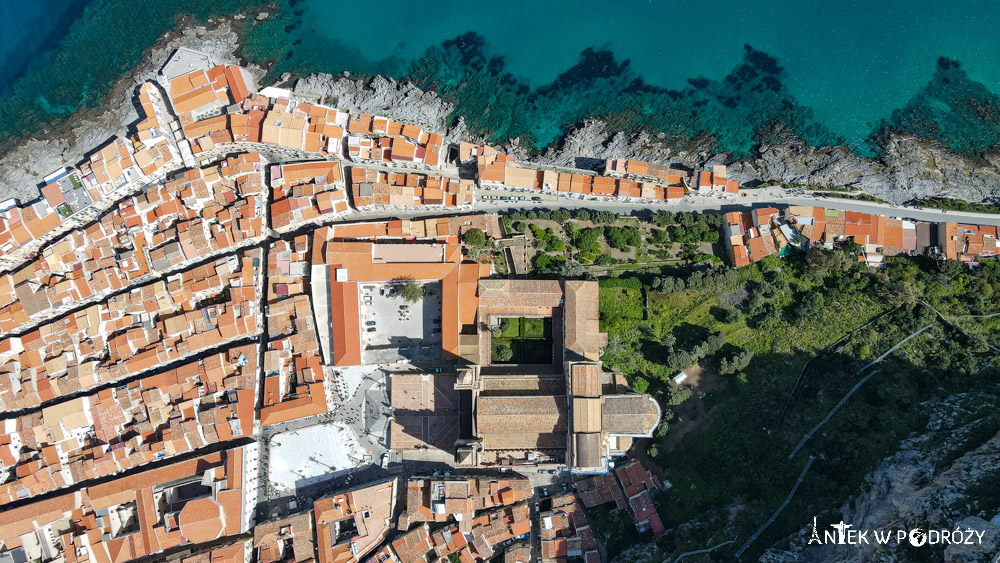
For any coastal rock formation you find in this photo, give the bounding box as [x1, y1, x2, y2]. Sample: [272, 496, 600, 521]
[536, 118, 1000, 205]
[761, 392, 1000, 563]
[294, 74, 455, 135]
[0, 22, 252, 203]
[4, 21, 1000, 208]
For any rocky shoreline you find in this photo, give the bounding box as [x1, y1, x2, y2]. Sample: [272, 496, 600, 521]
[0, 14, 268, 203]
[3, 18, 1000, 208]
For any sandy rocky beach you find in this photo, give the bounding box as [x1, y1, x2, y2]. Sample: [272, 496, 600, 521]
[2, 11, 1000, 207]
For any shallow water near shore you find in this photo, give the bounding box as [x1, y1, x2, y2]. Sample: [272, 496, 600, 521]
[6, 0, 1000, 158]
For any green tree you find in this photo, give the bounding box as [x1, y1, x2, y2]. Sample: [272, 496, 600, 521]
[655, 419, 670, 438]
[651, 210, 675, 227]
[557, 261, 584, 278]
[604, 226, 641, 250]
[807, 247, 850, 275]
[720, 349, 754, 375]
[392, 277, 424, 303]
[668, 386, 693, 405]
[718, 307, 742, 324]
[462, 228, 487, 247]
[495, 343, 514, 362]
[592, 210, 619, 224]
[630, 376, 649, 393]
[572, 228, 603, 254]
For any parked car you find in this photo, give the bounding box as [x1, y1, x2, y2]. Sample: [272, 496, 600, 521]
[541, 487, 549, 497]
[400, 305, 409, 310]
[499, 467, 512, 473]
[365, 321, 376, 326]
[531, 196, 542, 201]
[428, 367, 443, 373]
[517, 196, 526, 200]
[380, 288, 385, 296]
[366, 327, 376, 333]
[500, 196, 511, 200]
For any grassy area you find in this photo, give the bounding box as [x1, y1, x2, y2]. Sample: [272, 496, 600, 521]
[492, 317, 553, 363]
[598, 250, 1000, 559]
[598, 278, 644, 320]
[497, 318, 521, 338]
[523, 317, 548, 338]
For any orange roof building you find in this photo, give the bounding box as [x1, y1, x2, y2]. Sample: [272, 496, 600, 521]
[316, 236, 489, 367]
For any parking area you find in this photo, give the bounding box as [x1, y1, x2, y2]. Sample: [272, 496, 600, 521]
[360, 282, 443, 364]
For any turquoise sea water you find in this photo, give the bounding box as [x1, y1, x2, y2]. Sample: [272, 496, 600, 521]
[0, 0, 260, 150]
[5, 0, 1000, 157]
[279, 0, 1000, 146]
[0, 1, 83, 86]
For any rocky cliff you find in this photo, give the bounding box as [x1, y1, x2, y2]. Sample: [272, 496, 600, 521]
[762, 392, 1000, 563]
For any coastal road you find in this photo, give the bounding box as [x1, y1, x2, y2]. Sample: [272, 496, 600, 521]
[468, 186, 1000, 225]
[345, 185, 1000, 226]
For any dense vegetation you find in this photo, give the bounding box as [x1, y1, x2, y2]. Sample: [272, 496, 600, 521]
[910, 196, 1000, 214]
[502, 208, 721, 276]
[597, 243, 1000, 560]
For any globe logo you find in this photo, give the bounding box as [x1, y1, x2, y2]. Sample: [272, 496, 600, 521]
[909, 528, 927, 547]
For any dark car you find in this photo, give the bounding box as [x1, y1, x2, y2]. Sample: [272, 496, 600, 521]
[366, 327, 377, 333]
[428, 368, 443, 373]
[531, 196, 542, 201]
